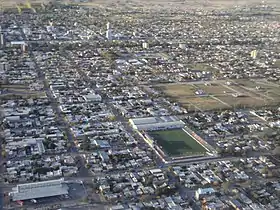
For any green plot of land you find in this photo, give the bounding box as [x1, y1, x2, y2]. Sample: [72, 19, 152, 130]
[187, 63, 219, 72]
[149, 129, 207, 157]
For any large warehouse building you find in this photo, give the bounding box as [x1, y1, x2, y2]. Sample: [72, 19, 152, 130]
[129, 116, 185, 131]
[9, 178, 68, 201]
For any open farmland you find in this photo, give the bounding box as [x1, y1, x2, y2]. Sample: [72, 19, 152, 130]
[148, 129, 207, 157]
[160, 79, 280, 111]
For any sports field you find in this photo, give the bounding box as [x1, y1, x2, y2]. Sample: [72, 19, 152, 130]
[149, 129, 207, 156]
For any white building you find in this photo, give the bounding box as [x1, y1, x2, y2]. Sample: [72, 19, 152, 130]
[10, 41, 27, 53]
[142, 42, 149, 49]
[129, 116, 185, 131]
[107, 22, 111, 30]
[195, 187, 215, 200]
[106, 22, 112, 40]
[179, 43, 186, 49]
[9, 178, 68, 201]
[0, 33, 5, 47]
[6, 138, 45, 155]
[83, 93, 102, 102]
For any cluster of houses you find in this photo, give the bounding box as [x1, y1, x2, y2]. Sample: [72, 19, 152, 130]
[0, 48, 78, 186]
[96, 168, 188, 210]
[4, 155, 77, 183]
[171, 156, 280, 210]
[184, 110, 278, 155]
[251, 108, 280, 128]
[1, 1, 280, 209]
[84, 148, 153, 173]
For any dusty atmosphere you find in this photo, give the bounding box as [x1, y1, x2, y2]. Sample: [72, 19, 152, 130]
[1, 0, 280, 9]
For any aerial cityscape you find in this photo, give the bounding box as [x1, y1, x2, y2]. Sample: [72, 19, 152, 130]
[0, 0, 280, 209]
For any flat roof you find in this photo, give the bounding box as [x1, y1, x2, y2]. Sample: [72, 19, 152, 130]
[11, 185, 68, 201]
[10, 178, 68, 201]
[129, 116, 181, 126]
[134, 121, 185, 130]
[10, 41, 26, 45]
[130, 117, 158, 125]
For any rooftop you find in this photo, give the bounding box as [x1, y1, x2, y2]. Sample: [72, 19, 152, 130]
[9, 178, 68, 201]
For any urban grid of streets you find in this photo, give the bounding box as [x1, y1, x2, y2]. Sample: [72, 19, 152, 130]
[1, 0, 280, 210]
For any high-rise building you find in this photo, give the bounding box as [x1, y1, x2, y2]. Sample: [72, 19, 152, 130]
[0, 33, 5, 48]
[142, 42, 149, 49]
[106, 22, 112, 40]
[106, 22, 111, 30]
[21, 44, 27, 53]
[106, 31, 112, 40]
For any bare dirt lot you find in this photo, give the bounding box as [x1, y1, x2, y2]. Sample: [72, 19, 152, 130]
[216, 95, 267, 109]
[160, 80, 280, 111]
[162, 84, 197, 98]
[195, 83, 234, 95]
[182, 96, 229, 111]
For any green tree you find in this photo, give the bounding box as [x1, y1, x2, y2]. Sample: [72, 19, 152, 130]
[222, 181, 230, 192]
[80, 136, 91, 151]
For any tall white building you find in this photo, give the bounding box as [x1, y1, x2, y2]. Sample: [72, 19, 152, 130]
[106, 30, 112, 40]
[106, 22, 111, 30]
[0, 33, 5, 48]
[142, 42, 149, 49]
[106, 22, 112, 40]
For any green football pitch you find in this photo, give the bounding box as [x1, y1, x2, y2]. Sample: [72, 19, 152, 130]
[149, 129, 207, 156]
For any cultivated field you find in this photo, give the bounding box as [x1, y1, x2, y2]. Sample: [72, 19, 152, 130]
[149, 129, 207, 157]
[160, 79, 280, 111]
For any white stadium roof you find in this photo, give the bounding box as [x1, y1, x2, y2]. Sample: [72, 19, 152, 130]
[129, 116, 185, 131]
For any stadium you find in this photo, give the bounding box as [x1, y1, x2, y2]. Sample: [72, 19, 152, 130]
[129, 116, 216, 163]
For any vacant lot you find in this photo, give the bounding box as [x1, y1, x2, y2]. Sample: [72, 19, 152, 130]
[162, 84, 197, 98]
[232, 80, 280, 104]
[160, 79, 280, 111]
[183, 96, 229, 111]
[216, 95, 267, 108]
[195, 83, 234, 95]
[149, 129, 207, 157]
